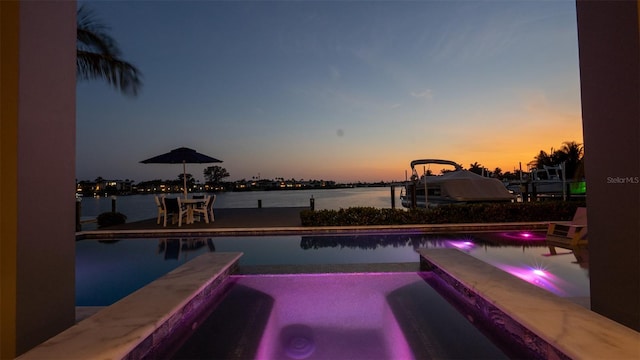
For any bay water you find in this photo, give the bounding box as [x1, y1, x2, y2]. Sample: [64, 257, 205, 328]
[79, 187, 404, 223]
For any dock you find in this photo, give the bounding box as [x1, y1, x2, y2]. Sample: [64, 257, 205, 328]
[77, 206, 550, 239]
[107, 207, 308, 229]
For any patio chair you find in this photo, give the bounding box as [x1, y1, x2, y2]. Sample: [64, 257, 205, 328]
[162, 197, 185, 227]
[193, 195, 214, 223]
[176, 197, 190, 227]
[546, 207, 588, 262]
[208, 194, 216, 222]
[154, 195, 166, 225]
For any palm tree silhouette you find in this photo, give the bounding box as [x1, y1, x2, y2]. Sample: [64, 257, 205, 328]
[558, 141, 584, 179]
[531, 141, 584, 179]
[76, 5, 142, 96]
[468, 162, 484, 175]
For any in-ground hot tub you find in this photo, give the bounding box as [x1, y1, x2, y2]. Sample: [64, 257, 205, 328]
[170, 272, 510, 359]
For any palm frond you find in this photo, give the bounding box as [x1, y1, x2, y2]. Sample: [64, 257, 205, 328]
[76, 5, 142, 96]
[77, 51, 142, 96]
[77, 5, 119, 56]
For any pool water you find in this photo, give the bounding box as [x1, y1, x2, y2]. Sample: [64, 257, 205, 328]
[76, 231, 589, 306]
[168, 273, 514, 360]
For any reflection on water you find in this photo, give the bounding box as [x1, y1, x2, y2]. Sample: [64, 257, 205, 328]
[76, 238, 216, 305]
[158, 238, 215, 260]
[300, 231, 548, 251]
[300, 233, 451, 250]
[76, 231, 589, 306]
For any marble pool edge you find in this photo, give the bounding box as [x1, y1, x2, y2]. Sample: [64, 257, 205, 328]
[418, 248, 640, 359]
[17, 252, 242, 360]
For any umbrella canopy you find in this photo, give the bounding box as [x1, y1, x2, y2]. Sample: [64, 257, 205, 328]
[140, 147, 222, 197]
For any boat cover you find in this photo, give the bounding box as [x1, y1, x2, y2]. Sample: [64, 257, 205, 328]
[425, 170, 513, 202]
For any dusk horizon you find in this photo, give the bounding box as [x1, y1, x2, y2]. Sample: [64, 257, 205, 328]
[76, 1, 583, 184]
[76, 143, 578, 185]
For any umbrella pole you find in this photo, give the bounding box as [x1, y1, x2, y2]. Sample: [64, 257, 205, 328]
[183, 161, 187, 198]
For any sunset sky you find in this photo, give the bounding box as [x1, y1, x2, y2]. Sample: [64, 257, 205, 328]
[76, 0, 583, 183]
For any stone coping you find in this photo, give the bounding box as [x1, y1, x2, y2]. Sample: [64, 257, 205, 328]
[17, 252, 242, 360]
[77, 221, 550, 239]
[418, 248, 640, 359]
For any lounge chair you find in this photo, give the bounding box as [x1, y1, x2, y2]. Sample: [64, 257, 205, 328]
[546, 207, 588, 262]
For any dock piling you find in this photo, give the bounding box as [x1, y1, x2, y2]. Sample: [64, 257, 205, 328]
[75, 198, 81, 231]
[390, 186, 396, 209]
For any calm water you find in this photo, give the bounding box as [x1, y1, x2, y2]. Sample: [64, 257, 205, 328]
[78, 187, 401, 224]
[76, 231, 590, 306]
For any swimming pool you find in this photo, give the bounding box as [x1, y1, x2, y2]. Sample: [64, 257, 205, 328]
[76, 231, 589, 306]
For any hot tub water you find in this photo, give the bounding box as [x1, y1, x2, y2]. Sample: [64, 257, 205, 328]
[170, 272, 509, 359]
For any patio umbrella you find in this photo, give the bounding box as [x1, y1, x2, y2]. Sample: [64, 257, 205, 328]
[140, 147, 222, 197]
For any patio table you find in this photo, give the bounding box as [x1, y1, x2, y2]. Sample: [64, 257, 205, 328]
[180, 198, 206, 225]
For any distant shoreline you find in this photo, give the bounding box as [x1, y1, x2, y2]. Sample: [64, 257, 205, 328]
[77, 182, 394, 197]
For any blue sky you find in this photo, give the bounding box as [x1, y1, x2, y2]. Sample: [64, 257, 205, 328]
[76, 0, 583, 183]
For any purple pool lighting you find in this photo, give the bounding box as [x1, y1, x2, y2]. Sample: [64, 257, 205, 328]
[499, 231, 546, 241]
[498, 264, 568, 296]
[246, 273, 415, 360]
[532, 269, 547, 277]
[447, 240, 476, 251]
[170, 272, 510, 359]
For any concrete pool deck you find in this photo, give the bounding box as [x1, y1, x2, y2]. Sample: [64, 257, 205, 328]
[19, 251, 639, 359]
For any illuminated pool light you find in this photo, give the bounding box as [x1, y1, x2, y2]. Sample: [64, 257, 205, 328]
[447, 241, 475, 251]
[499, 231, 546, 242]
[497, 264, 567, 296]
[532, 269, 546, 277]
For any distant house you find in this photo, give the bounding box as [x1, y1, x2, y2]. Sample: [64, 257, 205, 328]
[76, 179, 134, 196]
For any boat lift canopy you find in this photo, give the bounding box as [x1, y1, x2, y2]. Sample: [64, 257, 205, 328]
[410, 159, 463, 171]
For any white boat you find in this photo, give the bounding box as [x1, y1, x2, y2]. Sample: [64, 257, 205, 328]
[503, 164, 585, 199]
[400, 159, 515, 208]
